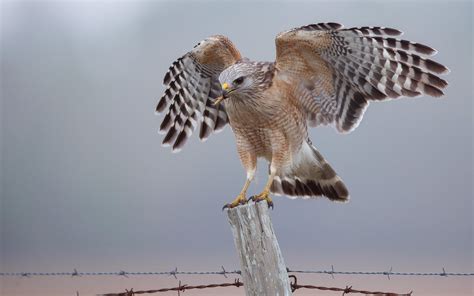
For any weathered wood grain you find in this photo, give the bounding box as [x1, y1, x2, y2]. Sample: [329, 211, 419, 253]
[227, 202, 292, 296]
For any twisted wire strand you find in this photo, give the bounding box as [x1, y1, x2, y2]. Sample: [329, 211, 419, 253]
[2, 268, 472, 277]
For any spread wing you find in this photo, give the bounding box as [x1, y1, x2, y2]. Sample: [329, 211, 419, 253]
[275, 22, 449, 133]
[156, 35, 241, 152]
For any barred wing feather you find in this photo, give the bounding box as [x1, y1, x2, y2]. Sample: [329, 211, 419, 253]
[275, 22, 449, 133]
[156, 35, 241, 152]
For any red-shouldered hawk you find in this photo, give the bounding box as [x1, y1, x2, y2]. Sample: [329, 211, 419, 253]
[156, 23, 448, 209]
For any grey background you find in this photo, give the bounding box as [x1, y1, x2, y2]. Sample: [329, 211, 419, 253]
[1, 1, 472, 295]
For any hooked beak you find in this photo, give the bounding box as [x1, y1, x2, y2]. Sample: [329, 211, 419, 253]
[213, 82, 233, 106]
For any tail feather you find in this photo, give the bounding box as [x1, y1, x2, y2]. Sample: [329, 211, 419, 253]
[270, 141, 349, 202]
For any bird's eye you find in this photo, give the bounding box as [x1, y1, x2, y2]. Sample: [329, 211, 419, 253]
[233, 76, 244, 85]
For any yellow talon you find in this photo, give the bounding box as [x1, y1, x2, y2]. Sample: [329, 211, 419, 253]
[249, 190, 273, 209]
[222, 193, 247, 210]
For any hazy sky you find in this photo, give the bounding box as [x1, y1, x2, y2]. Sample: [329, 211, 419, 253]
[1, 1, 472, 295]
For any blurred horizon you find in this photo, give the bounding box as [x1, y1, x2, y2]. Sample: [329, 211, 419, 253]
[1, 0, 472, 295]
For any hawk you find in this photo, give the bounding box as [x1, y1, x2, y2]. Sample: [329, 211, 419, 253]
[155, 22, 448, 209]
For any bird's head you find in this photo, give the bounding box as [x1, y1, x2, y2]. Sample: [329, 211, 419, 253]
[214, 62, 272, 105]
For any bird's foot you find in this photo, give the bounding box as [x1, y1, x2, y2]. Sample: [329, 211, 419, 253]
[222, 193, 248, 210]
[248, 190, 273, 209]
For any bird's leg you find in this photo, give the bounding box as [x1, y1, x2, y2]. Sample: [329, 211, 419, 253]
[222, 176, 253, 210]
[250, 137, 288, 209]
[249, 167, 277, 209]
[223, 149, 256, 210]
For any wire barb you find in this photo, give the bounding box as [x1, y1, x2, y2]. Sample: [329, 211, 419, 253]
[343, 285, 353, 295]
[118, 271, 129, 278]
[177, 280, 186, 296]
[169, 267, 178, 279]
[383, 266, 393, 280]
[220, 266, 228, 278]
[72, 269, 80, 277]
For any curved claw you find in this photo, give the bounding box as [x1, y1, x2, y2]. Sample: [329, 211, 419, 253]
[247, 196, 256, 203]
[250, 190, 274, 209]
[254, 198, 274, 209]
[222, 195, 247, 211]
[267, 200, 274, 210]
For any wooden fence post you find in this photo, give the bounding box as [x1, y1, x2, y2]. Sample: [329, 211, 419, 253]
[227, 202, 292, 296]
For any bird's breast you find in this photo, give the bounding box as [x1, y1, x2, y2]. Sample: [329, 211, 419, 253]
[224, 94, 279, 127]
[225, 95, 308, 160]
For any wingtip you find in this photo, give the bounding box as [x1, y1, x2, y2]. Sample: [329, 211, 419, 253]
[442, 66, 451, 75]
[381, 27, 403, 36]
[335, 195, 350, 203]
[171, 147, 182, 153]
[421, 45, 437, 56]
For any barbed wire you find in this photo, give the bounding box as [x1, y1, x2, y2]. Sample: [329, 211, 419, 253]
[100, 279, 243, 296]
[286, 266, 474, 279]
[3, 266, 471, 295]
[289, 275, 412, 296]
[0, 267, 240, 278]
[1, 266, 472, 278]
[99, 276, 413, 296]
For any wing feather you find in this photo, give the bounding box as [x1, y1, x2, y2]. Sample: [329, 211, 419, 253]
[156, 35, 241, 151]
[275, 22, 449, 133]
